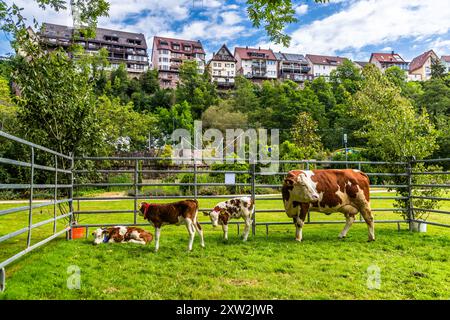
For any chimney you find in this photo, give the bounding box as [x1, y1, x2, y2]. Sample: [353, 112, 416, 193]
[391, 50, 395, 55]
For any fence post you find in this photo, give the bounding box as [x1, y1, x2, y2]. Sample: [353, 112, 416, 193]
[53, 155, 58, 234]
[251, 162, 256, 236]
[0, 268, 4, 292]
[68, 152, 74, 240]
[194, 160, 197, 199]
[407, 157, 415, 231]
[27, 147, 34, 247]
[134, 159, 138, 225]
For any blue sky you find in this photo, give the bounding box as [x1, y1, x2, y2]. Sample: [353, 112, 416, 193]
[1, 0, 450, 62]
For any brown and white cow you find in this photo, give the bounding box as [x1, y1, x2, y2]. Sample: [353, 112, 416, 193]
[92, 226, 153, 245]
[203, 196, 255, 241]
[139, 200, 205, 252]
[282, 169, 375, 242]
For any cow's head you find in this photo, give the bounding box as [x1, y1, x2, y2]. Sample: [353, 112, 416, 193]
[92, 228, 109, 245]
[284, 171, 320, 202]
[203, 206, 222, 227]
[138, 202, 149, 218]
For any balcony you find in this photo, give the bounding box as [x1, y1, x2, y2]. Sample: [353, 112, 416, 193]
[281, 73, 314, 82]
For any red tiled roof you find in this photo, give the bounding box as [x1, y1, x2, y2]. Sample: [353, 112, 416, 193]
[234, 47, 276, 60]
[441, 56, 450, 62]
[409, 50, 437, 72]
[306, 54, 346, 66]
[153, 36, 205, 54]
[370, 52, 406, 64]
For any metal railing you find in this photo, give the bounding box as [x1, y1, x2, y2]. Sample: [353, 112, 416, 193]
[70, 156, 447, 238]
[0, 130, 73, 291]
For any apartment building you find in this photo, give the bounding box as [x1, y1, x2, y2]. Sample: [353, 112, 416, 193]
[274, 52, 313, 83]
[151, 36, 206, 89]
[306, 54, 346, 79]
[234, 47, 278, 83]
[408, 50, 439, 81]
[39, 23, 149, 76]
[369, 51, 409, 72]
[441, 56, 450, 74]
[207, 44, 236, 88]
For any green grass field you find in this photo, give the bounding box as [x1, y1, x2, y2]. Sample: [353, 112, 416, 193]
[0, 193, 449, 300]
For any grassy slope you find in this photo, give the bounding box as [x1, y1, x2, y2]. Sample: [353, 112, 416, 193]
[0, 194, 449, 300]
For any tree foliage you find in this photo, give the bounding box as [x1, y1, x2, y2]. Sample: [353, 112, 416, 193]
[352, 64, 438, 162]
[246, 0, 329, 46]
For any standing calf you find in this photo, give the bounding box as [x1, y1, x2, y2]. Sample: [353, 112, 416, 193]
[139, 200, 205, 252]
[204, 196, 254, 241]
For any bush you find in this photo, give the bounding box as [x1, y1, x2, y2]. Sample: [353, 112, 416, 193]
[108, 173, 133, 191]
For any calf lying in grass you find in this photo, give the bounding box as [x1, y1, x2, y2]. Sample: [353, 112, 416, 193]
[92, 226, 153, 245]
[204, 196, 254, 241]
[139, 200, 205, 252]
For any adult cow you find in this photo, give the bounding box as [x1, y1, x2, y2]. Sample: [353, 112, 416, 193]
[282, 169, 375, 242]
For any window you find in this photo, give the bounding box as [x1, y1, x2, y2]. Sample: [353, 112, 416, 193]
[173, 44, 180, 50]
[214, 62, 217, 67]
[127, 39, 142, 45]
[104, 35, 119, 42]
[218, 63, 222, 67]
[160, 40, 169, 46]
[225, 63, 230, 67]
[184, 45, 191, 51]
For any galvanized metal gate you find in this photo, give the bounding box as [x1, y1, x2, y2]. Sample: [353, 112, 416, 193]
[71, 156, 450, 236]
[0, 131, 74, 291]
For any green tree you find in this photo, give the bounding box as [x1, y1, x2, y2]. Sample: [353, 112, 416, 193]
[140, 69, 159, 95]
[96, 95, 158, 152]
[310, 76, 336, 113]
[0, 75, 16, 132]
[352, 64, 438, 161]
[290, 111, 323, 158]
[431, 57, 447, 79]
[330, 59, 363, 95]
[417, 79, 450, 159]
[12, 49, 102, 157]
[176, 60, 218, 119]
[1, 0, 109, 35]
[202, 100, 248, 131]
[246, 0, 329, 46]
[157, 100, 194, 135]
[385, 66, 408, 89]
[232, 75, 260, 113]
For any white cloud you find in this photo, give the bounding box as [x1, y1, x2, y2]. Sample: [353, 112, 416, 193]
[432, 38, 450, 56]
[221, 11, 242, 25]
[295, 4, 308, 16]
[285, 0, 450, 55]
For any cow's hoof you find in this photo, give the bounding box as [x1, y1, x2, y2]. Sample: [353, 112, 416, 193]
[367, 238, 376, 242]
[295, 238, 303, 242]
[339, 235, 346, 240]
